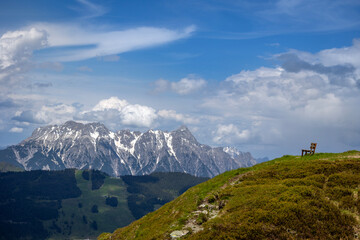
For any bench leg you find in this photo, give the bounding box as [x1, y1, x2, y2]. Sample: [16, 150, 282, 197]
[302, 150, 307, 156]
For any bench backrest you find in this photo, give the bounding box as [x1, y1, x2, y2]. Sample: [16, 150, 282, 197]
[310, 143, 317, 152]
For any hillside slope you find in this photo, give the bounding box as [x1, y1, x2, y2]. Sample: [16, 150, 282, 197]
[99, 151, 360, 240]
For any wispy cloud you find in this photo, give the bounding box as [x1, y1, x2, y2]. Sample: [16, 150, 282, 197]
[77, 66, 93, 72]
[202, 0, 360, 39]
[99, 55, 120, 62]
[72, 0, 108, 19]
[33, 23, 196, 62]
[258, 0, 360, 32]
[158, 109, 199, 124]
[9, 127, 23, 133]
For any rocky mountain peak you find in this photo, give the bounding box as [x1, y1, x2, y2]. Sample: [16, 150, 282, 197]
[223, 146, 241, 157]
[176, 125, 190, 132]
[63, 120, 83, 128]
[172, 125, 197, 143]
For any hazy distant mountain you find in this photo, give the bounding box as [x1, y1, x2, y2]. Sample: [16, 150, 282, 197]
[0, 121, 256, 177]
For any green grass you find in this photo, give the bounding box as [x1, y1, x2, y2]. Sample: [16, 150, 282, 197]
[99, 150, 360, 240]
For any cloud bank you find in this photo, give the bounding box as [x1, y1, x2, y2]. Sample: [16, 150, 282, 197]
[77, 97, 199, 128]
[205, 38, 360, 156]
[79, 97, 158, 128]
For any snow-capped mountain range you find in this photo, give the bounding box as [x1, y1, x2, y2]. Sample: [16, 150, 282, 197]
[0, 121, 256, 177]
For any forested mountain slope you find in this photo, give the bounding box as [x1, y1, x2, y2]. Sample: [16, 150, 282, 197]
[0, 170, 207, 240]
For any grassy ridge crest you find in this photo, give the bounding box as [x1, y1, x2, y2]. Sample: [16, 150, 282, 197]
[99, 150, 360, 240]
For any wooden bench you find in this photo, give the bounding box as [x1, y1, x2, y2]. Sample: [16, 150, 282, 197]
[301, 143, 317, 156]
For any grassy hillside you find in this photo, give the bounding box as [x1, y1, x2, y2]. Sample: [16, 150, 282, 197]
[99, 151, 360, 240]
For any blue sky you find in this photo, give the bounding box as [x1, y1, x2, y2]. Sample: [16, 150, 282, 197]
[1, 0, 360, 158]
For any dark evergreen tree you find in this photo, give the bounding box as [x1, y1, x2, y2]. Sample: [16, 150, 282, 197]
[105, 196, 118, 207]
[91, 204, 98, 213]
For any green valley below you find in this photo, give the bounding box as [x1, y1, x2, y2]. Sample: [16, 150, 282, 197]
[0, 169, 207, 240]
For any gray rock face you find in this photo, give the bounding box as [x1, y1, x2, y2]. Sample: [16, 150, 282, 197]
[0, 121, 257, 177]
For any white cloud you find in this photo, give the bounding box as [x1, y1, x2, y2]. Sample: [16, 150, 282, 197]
[154, 75, 206, 95]
[292, 38, 360, 70]
[0, 27, 48, 70]
[81, 97, 205, 128]
[213, 124, 251, 144]
[9, 95, 197, 132]
[80, 97, 157, 128]
[12, 103, 76, 125]
[0, 27, 48, 91]
[121, 104, 157, 127]
[40, 104, 76, 116]
[92, 97, 128, 112]
[302, 93, 344, 125]
[171, 77, 206, 95]
[204, 67, 323, 118]
[317, 39, 360, 68]
[158, 109, 199, 124]
[32, 23, 196, 62]
[9, 127, 23, 133]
